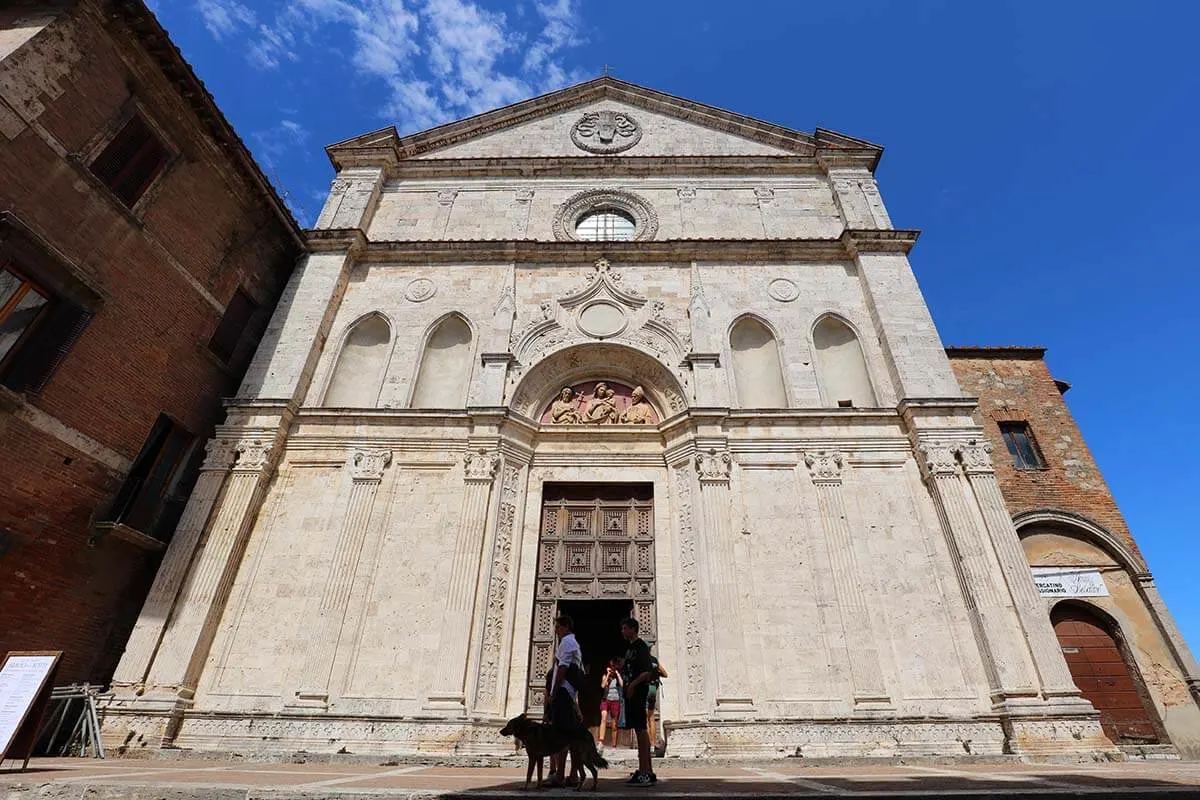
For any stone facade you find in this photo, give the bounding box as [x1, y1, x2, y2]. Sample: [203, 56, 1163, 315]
[949, 348, 1200, 758]
[105, 78, 1128, 759]
[0, 1, 301, 684]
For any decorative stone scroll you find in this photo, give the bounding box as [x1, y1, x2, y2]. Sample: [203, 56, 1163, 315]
[539, 380, 660, 425]
[571, 110, 642, 154]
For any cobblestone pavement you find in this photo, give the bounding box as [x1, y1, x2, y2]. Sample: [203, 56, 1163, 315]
[2, 757, 1199, 798]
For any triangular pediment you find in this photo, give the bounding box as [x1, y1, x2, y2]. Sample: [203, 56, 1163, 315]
[327, 77, 881, 168]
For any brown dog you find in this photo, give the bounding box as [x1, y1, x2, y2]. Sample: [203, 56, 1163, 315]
[499, 712, 608, 790]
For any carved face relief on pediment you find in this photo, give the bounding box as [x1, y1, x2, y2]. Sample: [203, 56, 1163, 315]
[571, 110, 642, 154]
[539, 381, 660, 425]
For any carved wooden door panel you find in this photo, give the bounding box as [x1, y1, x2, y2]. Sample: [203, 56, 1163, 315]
[527, 486, 656, 711]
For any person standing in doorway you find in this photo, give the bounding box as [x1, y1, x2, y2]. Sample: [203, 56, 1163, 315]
[620, 617, 656, 786]
[598, 659, 623, 749]
[545, 614, 584, 787]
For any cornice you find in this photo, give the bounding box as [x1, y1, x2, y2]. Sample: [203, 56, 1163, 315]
[387, 155, 831, 180]
[304, 228, 368, 255]
[840, 228, 921, 255]
[326, 77, 882, 169]
[347, 238, 856, 265]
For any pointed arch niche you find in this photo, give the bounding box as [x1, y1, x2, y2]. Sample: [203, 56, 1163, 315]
[730, 316, 786, 408]
[324, 313, 391, 407]
[411, 314, 473, 408]
[813, 315, 876, 407]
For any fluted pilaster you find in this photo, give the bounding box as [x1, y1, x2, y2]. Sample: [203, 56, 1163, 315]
[695, 449, 753, 712]
[803, 451, 889, 705]
[291, 449, 391, 706]
[428, 450, 499, 708]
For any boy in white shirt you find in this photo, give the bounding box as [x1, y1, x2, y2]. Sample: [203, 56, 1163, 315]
[545, 614, 584, 786]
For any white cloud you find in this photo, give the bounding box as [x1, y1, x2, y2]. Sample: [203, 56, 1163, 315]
[199, 0, 587, 131]
[195, 0, 256, 40]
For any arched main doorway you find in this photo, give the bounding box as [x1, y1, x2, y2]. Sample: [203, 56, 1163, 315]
[1051, 603, 1162, 744]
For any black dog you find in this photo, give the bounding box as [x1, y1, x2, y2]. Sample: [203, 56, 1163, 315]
[499, 712, 608, 790]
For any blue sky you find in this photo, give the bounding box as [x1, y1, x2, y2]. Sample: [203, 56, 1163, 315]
[153, 1, 1199, 646]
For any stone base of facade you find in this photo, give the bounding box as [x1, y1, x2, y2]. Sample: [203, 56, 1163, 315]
[101, 708, 1118, 762]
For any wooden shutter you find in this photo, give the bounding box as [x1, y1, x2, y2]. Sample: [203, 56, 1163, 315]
[89, 115, 170, 207]
[0, 300, 92, 394]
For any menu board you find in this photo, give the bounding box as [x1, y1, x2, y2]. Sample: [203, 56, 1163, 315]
[0, 652, 60, 764]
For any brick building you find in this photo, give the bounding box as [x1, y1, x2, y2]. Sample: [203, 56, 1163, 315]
[949, 347, 1200, 757]
[0, 0, 303, 685]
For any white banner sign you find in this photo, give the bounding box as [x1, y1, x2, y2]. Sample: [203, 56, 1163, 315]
[1031, 567, 1109, 598]
[0, 654, 58, 754]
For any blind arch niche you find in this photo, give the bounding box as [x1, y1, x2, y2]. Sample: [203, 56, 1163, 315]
[730, 316, 787, 408]
[813, 314, 877, 407]
[411, 314, 474, 408]
[324, 313, 391, 407]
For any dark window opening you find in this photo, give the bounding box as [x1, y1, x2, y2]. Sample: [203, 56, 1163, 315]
[89, 113, 170, 208]
[837, 399, 853, 408]
[0, 263, 92, 394]
[1000, 421, 1046, 470]
[208, 288, 257, 363]
[104, 414, 201, 541]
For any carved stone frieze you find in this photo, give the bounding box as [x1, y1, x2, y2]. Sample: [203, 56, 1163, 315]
[476, 464, 521, 708]
[803, 450, 844, 483]
[696, 448, 733, 483]
[463, 450, 500, 482]
[540, 381, 659, 425]
[570, 110, 642, 154]
[349, 449, 392, 482]
[673, 466, 707, 709]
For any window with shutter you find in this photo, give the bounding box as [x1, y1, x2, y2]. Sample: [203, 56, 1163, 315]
[89, 113, 170, 208]
[0, 266, 93, 394]
[207, 288, 257, 363]
[999, 421, 1047, 470]
[104, 414, 200, 541]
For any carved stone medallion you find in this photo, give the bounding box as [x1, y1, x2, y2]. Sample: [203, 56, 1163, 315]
[768, 278, 799, 302]
[404, 278, 436, 302]
[571, 110, 642, 154]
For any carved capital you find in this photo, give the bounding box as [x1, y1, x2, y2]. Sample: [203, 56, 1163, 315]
[463, 449, 501, 483]
[200, 438, 238, 473]
[917, 442, 960, 479]
[513, 188, 534, 203]
[350, 449, 392, 482]
[959, 439, 995, 474]
[232, 439, 274, 473]
[695, 448, 733, 483]
[754, 186, 775, 204]
[803, 450, 844, 483]
[436, 189, 458, 206]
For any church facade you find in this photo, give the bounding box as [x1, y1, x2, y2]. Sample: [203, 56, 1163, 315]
[103, 79, 1168, 759]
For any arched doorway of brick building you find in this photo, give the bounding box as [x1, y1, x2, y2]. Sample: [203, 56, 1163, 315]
[1051, 602, 1165, 745]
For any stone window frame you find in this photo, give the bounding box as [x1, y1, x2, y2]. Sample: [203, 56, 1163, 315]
[78, 100, 179, 218]
[999, 420, 1048, 470]
[552, 189, 659, 242]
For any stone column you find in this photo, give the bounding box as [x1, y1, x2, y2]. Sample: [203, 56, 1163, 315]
[959, 439, 1086, 702]
[142, 438, 279, 697]
[110, 438, 237, 689]
[917, 440, 1040, 703]
[290, 449, 392, 707]
[427, 450, 499, 710]
[694, 448, 754, 712]
[803, 450, 890, 705]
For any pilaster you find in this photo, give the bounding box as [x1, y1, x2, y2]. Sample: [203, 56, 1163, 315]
[289, 449, 392, 708]
[802, 450, 890, 706]
[314, 167, 385, 231]
[428, 450, 500, 710]
[694, 448, 754, 713]
[110, 437, 237, 690]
